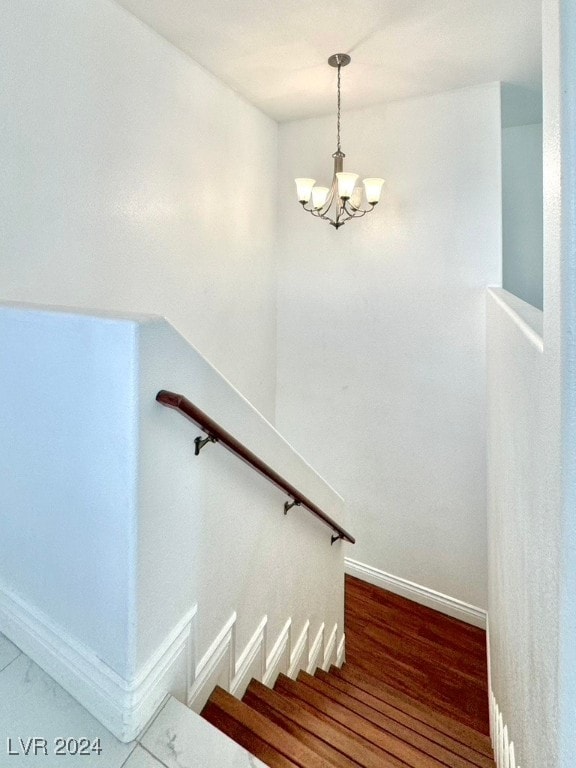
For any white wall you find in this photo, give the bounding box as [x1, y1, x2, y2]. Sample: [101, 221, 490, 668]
[486, 290, 554, 768]
[0, 0, 278, 420]
[276, 83, 502, 610]
[0, 304, 139, 678]
[486, 2, 576, 766]
[502, 123, 543, 309]
[137, 316, 346, 678]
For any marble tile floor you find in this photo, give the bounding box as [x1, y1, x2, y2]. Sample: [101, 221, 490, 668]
[0, 632, 265, 768]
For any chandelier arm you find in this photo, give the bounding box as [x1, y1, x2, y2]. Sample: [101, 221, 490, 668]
[343, 199, 376, 217]
[339, 200, 358, 221]
[340, 201, 371, 222]
[309, 202, 338, 226]
[329, 195, 342, 227]
[336, 209, 356, 224]
[343, 208, 366, 221]
[310, 184, 340, 226]
[308, 175, 339, 220]
[310, 208, 338, 226]
[316, 199, 339, 223]
[324, 179, 338, 212]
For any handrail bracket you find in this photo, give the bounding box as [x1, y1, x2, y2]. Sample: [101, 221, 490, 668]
[284, 499, 301, 515]
[194, 435, 218, 455]
[331, 532, 344, 545]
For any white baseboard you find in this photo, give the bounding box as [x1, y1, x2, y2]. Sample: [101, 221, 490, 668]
[263, 618, 291, 687]
[307, 623, 325, 674]
[288, 620, 309, 679]
[336, 632, 346, 667]
[231, 616, 267, 698]
[322, 623, 338, 671]
[490, 689, 519, 768]
[187, 612, 236, 713]
[487, 622, 520, 768]
[486, 615, 493, 742]
[0, 581, 196, 742]
[345, 558, 487, 629]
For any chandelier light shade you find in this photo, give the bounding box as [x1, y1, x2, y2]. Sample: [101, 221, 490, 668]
[295, 53, 385, 230]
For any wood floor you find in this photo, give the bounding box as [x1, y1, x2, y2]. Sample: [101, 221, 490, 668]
[201, 575, 495, 767]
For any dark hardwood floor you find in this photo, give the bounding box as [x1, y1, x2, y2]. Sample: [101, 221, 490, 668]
[202, 574, 495, 767]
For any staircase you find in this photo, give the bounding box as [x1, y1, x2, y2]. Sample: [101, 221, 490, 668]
[201, 576, 495, 767]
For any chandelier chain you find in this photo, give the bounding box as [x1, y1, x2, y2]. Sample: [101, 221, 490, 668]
[337, 63, 341, 153]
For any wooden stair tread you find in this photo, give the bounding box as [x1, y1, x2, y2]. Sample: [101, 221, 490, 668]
[314, 668, 493, 767]
[344, 634, 489, 733]
[345, 610, 487, 688]
[298, 670, 494, 768]
[345, 576, 486, 641]
[347, 610, 486, 671]
[244, 679, 392, 768]
[202, 686, 332, 768]
[256, 677, 422, 768]
[332, 665, 492, 753]
[345, 576, 486, 656]
[346, 609, 488, 683]
[345, 619, 488, 694]
[275, 673, 455, 768]
[202, 700, 299, 767]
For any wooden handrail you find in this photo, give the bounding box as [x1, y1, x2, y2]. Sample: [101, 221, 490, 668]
[156, 390, 355, 545]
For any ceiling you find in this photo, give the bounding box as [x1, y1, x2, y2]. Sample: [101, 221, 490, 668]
[114, 0, 542, 123]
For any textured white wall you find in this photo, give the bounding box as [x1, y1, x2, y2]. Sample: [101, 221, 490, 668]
[486, 290, 554, 768]
[138, 317, 345, 674]
[0, 0, 278, 419]
[0, 304, 140, 677]
[555, 4, 576, 763]
[487, 2, 576, 766]
[502, 123, 543, 309]
[276, 83, 502, 609]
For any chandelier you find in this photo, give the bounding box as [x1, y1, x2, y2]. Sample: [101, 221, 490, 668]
[295, 54, 384, 230]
